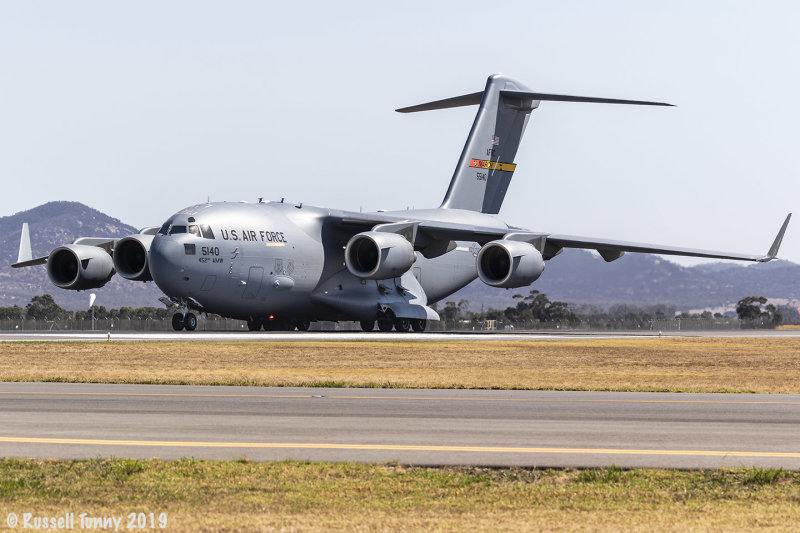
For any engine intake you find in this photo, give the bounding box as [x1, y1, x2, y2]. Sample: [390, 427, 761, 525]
[477, 240, 545, 288]
[113, 234, 154, 281]
[47, 244, 115, 290]
[345, 231, 415, 280]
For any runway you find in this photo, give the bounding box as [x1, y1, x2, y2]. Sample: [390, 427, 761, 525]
[1, 329, 799, 342]
[2, 383, 800, 469]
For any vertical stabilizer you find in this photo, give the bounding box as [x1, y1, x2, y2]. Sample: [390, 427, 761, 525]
[440, 75, 535, 214]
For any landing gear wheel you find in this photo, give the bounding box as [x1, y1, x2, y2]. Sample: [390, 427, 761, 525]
[411, 319, 427, 332]
[246, 317, 262, 331]
[184, 313, 198, 331]
[171, 313, 185, 331]
[296, 319, 311, 332]
[360, 320, 375, 332]
[394, 317, 411, 332]
[378, 309, 395, 332]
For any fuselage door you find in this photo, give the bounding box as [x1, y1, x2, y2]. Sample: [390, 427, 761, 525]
[242, 266, 264, 300]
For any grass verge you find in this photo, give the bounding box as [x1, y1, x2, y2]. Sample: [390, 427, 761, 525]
[1, 338, 800, 392]
[1, 459, 799, 532]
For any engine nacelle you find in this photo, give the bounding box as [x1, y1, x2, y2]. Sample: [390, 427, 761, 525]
[47, 244, 115, 290]
[345, 231, 415, 280]
[477, 240, 545, 288]
[113, 234, 154, 281]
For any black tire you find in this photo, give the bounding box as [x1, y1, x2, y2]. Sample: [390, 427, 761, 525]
[360, 320, 375, 332]
[411, 319, 426, 332]
[296, 319, 311, 332]
[378, 310, 395, 332]
[394, 317, 411, 332]
[184, 313, 198, 331]
[171, 313, 184, 331]
[246, 317, 262, 331]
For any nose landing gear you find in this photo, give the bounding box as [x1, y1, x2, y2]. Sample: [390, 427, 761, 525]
[172, 312, 198, 331]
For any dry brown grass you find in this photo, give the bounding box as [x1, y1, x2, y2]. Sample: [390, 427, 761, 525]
[3, 459, 800, 532]
[1, 337, 799, 392]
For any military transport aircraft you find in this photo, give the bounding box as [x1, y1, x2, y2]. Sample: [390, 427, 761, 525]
[11, 74, 791, 332]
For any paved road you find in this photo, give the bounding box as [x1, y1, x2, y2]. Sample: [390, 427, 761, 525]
[2, 383, 800, 469]
[1, 330, 799, 342]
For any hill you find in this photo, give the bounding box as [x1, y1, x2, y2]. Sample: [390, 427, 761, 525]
[0, 202, 163, 310]
[446, 249, 800, 311]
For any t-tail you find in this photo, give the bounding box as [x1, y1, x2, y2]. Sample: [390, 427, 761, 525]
[397, 74, 673, 214]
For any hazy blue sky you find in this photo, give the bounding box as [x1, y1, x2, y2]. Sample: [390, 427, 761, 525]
[2, 1, 798, 264]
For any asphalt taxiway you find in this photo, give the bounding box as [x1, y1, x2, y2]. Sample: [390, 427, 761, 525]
[2, 383, 800, 469]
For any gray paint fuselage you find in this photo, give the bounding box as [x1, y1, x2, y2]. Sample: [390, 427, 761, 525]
[148, 201, 507, 320]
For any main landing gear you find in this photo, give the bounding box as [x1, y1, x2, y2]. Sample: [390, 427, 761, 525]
[172, 312, 197, 331]
[362, 310, 426, 333]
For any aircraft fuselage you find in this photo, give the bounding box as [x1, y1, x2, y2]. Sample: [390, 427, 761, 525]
[149, 201, 500, 320]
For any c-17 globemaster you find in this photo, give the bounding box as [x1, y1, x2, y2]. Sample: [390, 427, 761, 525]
[11, 74, 791, 332]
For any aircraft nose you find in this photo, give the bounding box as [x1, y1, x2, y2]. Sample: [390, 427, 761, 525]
[149, 235, 187, 297]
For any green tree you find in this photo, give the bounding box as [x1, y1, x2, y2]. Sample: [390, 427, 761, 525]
[736, 296, 782, 329]
[25, 294, 71, 320]
[0, 305, 25, 320]
[736, 296, 767, 321]
[504, 290, 578, 326]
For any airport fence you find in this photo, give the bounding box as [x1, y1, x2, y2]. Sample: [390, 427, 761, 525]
[0, 317, 746, 332]
[431, 317, 744, 332]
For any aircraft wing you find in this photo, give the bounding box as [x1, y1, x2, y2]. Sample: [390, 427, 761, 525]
[544, 213, 791, 263]
[329, 212, 791, 263]
[10, 222, 118, 268]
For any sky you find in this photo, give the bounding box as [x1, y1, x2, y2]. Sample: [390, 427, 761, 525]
[1, 1, 799, 265]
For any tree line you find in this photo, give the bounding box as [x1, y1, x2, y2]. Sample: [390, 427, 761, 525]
[0, 294, 172, 321]
[0, 292, 796, 329]
[433, 290, 798, 330]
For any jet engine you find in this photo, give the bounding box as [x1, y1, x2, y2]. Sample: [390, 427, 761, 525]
[345, 231, 416, 280]
[47, 244, 115, 290]
[477, 240, 545, 288]
[113, 234, 154, 281]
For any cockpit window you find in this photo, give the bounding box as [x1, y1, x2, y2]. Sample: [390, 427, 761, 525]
[200, 225, 215, 240]
[188, 225, 201, 237]
[158, 221, 171, 235]
[169, 225, 187, 235]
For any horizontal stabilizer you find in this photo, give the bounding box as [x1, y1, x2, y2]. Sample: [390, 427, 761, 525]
[395, 91, 483, 113]
[396, 88, 672, 114]
[500, 90, 673, 107]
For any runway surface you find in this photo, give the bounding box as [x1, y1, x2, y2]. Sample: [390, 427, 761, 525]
[1, 329, 799, 342]
[2, 382, 800, 469]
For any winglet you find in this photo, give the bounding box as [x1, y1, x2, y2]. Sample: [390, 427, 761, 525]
[17, 223, 32, 263]
[11, 223, 47, 268]
[758, 213, 791, 262]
